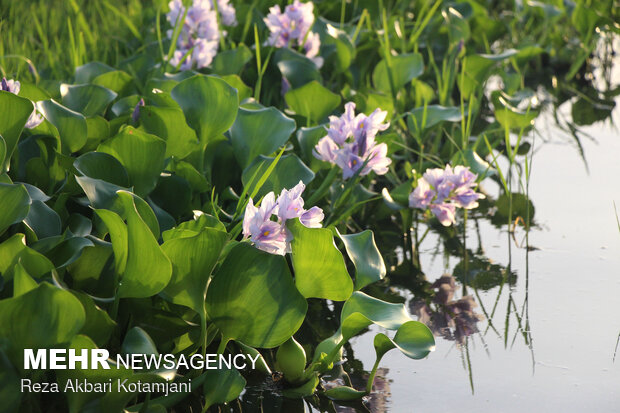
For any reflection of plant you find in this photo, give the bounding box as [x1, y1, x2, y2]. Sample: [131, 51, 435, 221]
[411, 275, 484, 346]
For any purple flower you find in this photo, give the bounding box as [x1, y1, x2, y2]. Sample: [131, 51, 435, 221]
[408, 165, 485, 226]
[132, 98, 145, 123]
[166, 0, 234, 69]
[314, 102, 391, 179]
[1, 78, 44, 129]
[242, 181, 324, 255]
[430, 203, 456, 226]
[264, 0, 321, 64]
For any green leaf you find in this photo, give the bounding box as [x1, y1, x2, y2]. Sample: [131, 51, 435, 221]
[340, 291, 411, 339]
[211, 44, 253, 75]
[0, 136, 5, 169]
[374, 321, 435, 361]
[0, 350, 21, 413]
[463, 149, 495, 178]
[285, 81, 341, 124]
[206, 243, 307, 348]
[278, 59, 321, 89]
[276, 337, 306, 383]
[117, 191, 172, 298]
[0, 283, 85, 364]
[0, 90, 35, 171]
[373, 53, 424, 93]
[171, 75, 238, 144]
[0, 234, 54, 283]
[220, 75, 252, 102]
[122, 326, 158, 356]
[230, 106, 296, 168]
[0, 183, 31, 235]
[338, 230, 386, 290]
[92, 70, 134, 95]
[242, 154, 314, 199]
[75, 61, 115, 83]
[23, 200, 62, 239]
[74, 151, 130, 187]
[37, 99, 88, 153]
[288, 219, 353, 301]
[202, 369, 246, 410]
[161, 228, 228, 316]
[325, 386, 367, 400]
[407, 105, 462, 131]
[61, 84, 117, 117]
[72, 291, 116, 347]
[13, 261, 38, 296]
[97, 126, 167, 197]
[139, 105, 199, 159]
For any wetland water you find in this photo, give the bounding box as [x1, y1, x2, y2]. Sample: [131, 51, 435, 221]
[348, 86, 620, 412]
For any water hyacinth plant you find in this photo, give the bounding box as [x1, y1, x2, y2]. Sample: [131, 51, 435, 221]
[0, 0, 615, 410]
[166, 0, 237, 69]
[242, 181, 324, 255]
[264, 0, 322, 66]
[1, 78, 44, 129]
[409, 165, 485, 226]
[314, 102, 391, 179]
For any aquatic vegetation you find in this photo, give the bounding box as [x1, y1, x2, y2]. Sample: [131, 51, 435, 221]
[0, 0, 617, 411]
[409, 165, 485, 226]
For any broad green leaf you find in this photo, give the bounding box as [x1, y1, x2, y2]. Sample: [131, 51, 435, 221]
[242, 155, 314, 199]
[13, 261, 38, 296]
[72, 291, 116, 347]
[458, 55, 495, 98]
[0, 90, 35, 171]
[0, 183, 31, 235]
[325, 386, 367, 400]
[281, 374, 319, 398]
[296, 125, 326, 167]
[288, 219, 353, 301]
[139, 105, 199, 159]
[67, 237, 114, 289]
[98, 126, 167, 196]
[206, 243, 307, 348]
[322, 24, 355, 74]
[340, 291, 411, 339]
[0, 282, 85, 364]
[116, 191, 172, 298]
[24, 200, 62, 239]
[171, 75, 238, 143]
[61, 84, 117, 117]
[42, 236, 94, 268]
[84, 115, 111, 150]
[202, 369, 246, 411]
[17, 83, 51, 101]
[122, 327, 158, 356]
[338, 230, 386, 290]
[161, 228, 228, 316]
[150, 174, 192, 219]
[74, 151, 130, 187]
[0, 136, 5, 169]
[408, 105, 462, 131]
[374, 321, 435, 361]
[210, 44, 253, 75]
[0, 350, 21, 413]
[161, 213, 225, 241]
[220, 75, 252, 102]
[230, 106, 296, 168]
[373, 53, 424, 93]
[75, 61, 115, 83]
[463, 149, 496, 178]
[278, 59, 321, 89]
[285, 81, 341, 124]
[276, 337, 306, 383]
[37, 99, 88, 153]
[0, 234, 54, 282]
[92, 70, 134, 95]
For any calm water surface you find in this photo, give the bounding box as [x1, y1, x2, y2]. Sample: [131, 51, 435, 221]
[349, 92, 620, 412]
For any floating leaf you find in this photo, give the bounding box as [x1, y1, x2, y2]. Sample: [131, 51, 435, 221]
[202, 369, 246, 411]
[61, 84, 117, 117]
[229, 106, 296, 168]
[288, 219, 353, 301]
[373, 53, 424, 93]
[0, 90, 35, 171]
[338, 230, 386, 290]
[171, 75, 238, 143]
[241, 155, 314, 199]
[285, 81, 341, 124]
[206, 243, 307, 348]
[139, 105, 199, 159]
[0, 183, 31, 235]
[37, 99, 88, 153]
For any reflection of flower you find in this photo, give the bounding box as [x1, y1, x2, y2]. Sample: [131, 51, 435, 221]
[1, 78, 44, 129]
[264, 0, 322, 66]
[411, 274, 484, 345]
[313, 102, 391, 179]
[166, 0, 237, 70]
[242, 181, 324, 255]
[409, 165, 484, 226]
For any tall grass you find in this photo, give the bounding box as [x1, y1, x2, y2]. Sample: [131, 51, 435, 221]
[0, 0, 164, 82]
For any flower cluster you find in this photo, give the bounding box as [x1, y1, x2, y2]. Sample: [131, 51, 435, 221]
[1, 78, 44, 129]
[264, 0, 322, 66]
[166, 0, 237, 70]
[409, 165, 485, 226]
[313, 102, 391, 179]
[243, 181, 324, 255]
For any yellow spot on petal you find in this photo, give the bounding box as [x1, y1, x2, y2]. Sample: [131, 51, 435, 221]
[263, 230, 270, 236]
[352, 159, 358, 166]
